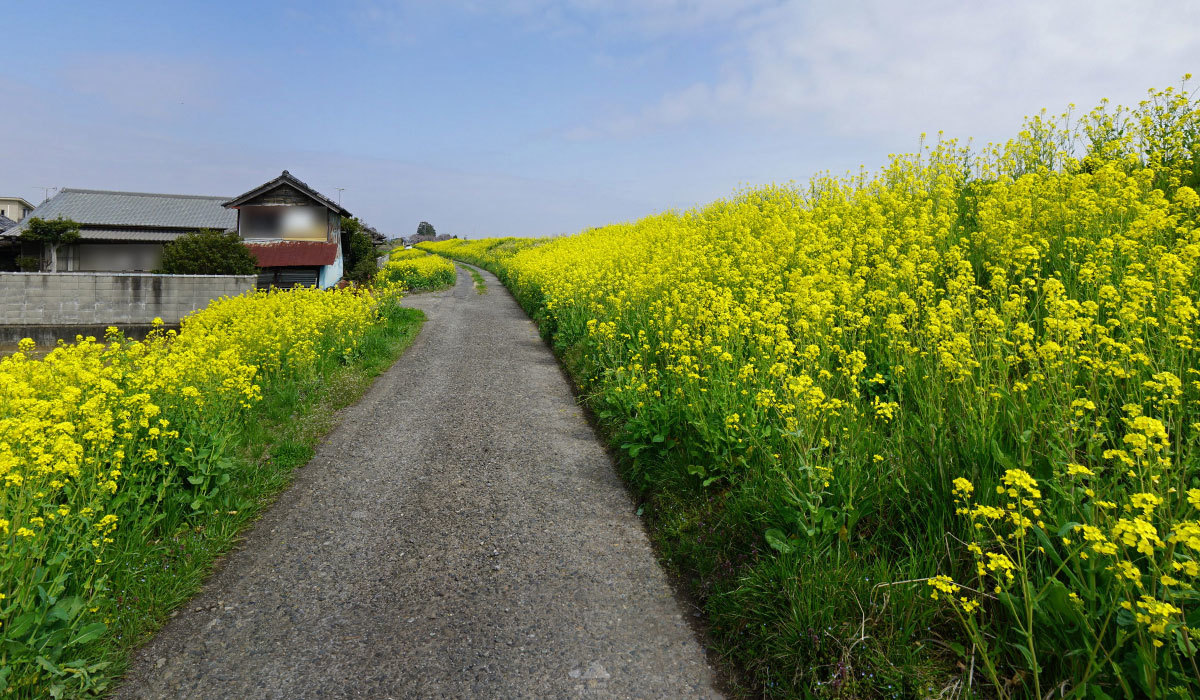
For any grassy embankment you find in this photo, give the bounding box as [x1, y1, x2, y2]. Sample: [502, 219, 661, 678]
[421, 83, 1200, 698]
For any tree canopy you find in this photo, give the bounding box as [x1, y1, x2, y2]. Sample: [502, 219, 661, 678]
[19, 216, 80, 272]
[415, 221, 436, 238]
[341, 216, 378, 283]
[159, 229, 257, 275]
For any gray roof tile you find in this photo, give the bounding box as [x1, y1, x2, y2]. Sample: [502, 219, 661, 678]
[0, 188, 236, 238]
[0, 214, 15, 233]
[74, 228, 195, 242]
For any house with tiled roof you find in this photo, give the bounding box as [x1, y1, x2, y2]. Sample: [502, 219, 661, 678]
[0, 172, 352, 288]
[1, 189, 236, 272]
[222, 170, 352, 288]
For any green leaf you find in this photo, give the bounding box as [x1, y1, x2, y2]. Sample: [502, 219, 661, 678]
[1012, 642, 1038, 673]
[1057, 521, 1081, 537]
[1039, 578, 1083, 626]
[991, 440, 1017, 471]
[49, 596, 84, 622]
[1175, 627, 1198, 655]
[67, 622, 107, 647]
[186, 475, 205, 485]
[1116, 606, 1136, 627]
[36, 656, 60, 675]
[4, 614, 36, 638]
[190, 498, 204, 511]
[764, 528, 795, 555]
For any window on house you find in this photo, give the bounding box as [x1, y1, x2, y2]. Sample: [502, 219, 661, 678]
[241, 207, 283, 239]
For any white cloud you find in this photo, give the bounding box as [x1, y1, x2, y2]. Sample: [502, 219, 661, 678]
[582, 0, 1200, 143]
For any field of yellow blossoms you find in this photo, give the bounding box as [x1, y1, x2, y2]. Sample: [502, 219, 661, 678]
[423, 82, 1200, 698]
[377, 246, 457, 290]
[0, 284, 410, 696]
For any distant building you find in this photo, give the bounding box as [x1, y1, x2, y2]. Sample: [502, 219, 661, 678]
[0, 188, 234, 272]
[361, 222, 388, 246]
[0, 214, 15, 234]
[404, 233, 456, 246]
[0, 172, 354, 288]
[222, 171, 352, 289]
[0, 196, 34, 223]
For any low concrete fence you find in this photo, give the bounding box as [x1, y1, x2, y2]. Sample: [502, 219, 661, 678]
[0, 272, 255, 344]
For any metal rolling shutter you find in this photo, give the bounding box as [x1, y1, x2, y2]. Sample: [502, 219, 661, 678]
[277, 268, 319, 288]
[257, 267, 320, 289]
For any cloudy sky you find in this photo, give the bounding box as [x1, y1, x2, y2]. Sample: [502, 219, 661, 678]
[2, 1, 1197, 238]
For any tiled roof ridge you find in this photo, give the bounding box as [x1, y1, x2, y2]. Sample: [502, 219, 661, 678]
[222, 171, 350, 216]
[59, 188, 231, 201]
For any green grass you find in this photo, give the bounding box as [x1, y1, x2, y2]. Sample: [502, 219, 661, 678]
[463, 266, 487, 294]
[84, 304, 424, 695]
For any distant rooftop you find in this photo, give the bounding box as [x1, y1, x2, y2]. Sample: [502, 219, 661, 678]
[0, 188, 236, 242]
[224, 170, 352, 217]
[0, 213, 16, 233]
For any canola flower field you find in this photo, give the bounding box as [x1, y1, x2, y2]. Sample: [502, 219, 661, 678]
[423, 83, 1200, 698]
[378, 246, 457, 291]
[0, 283, 418, 697]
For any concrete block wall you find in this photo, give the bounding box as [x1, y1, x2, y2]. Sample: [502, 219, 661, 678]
[0, 272, 256, 326]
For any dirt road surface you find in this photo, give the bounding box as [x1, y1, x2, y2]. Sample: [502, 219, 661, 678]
[116, 265, 719, 699]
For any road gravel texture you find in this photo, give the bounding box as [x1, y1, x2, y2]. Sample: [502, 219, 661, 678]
[116, 265, 720, 699]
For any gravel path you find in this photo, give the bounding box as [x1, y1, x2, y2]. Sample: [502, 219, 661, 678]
[116, 266, 719, 699]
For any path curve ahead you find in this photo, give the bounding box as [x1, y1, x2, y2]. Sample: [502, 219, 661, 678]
[117, 266, 719, 699]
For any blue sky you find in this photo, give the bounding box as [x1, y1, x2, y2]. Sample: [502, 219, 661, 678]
[2, 1, 1198, 238]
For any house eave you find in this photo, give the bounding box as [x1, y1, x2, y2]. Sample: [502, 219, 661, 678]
[222, 170, 351, 217]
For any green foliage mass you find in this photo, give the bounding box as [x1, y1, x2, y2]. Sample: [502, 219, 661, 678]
[159, 229, 257, 275]
[19, 217, 80, 272]
[341, 217, 378, 284]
